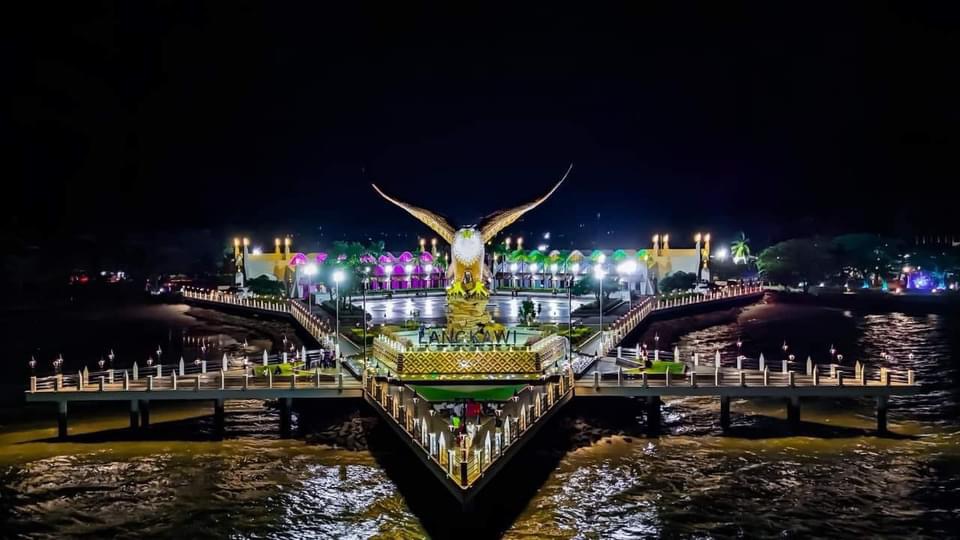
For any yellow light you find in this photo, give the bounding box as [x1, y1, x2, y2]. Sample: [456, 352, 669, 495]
[242, 238, 250, 247]
[274, 238, 280, 246]
[663, 234, 669, 243]
[652, 234, 659, 243]
[284, 237, 291, 246]
[233, 238, 240, 247]
[705, 233, 711, 242]
[694, 233, 701, 242]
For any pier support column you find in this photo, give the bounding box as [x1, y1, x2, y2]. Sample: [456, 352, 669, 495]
[279, 397, 292, 438]
[720, 396, 731, 431]
[139, 400, 150, 429]
[214, 399, 225, 436]
[786, 396, 800, 428]
[129, 400, 140, 430]
[876, 395, 888, 434]
[646, 396, 662, 434]
[57, 401, 68, 440]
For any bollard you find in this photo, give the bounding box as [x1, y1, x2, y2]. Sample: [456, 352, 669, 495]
[714, 366, 721, 386]
[195, 375, 201, 391]
[788, 371, 795, 387]
[759, 353, 765, 372]
[782, 359, 788, 373]
[837, 370, 844, 386]
[243, 372, 249, 390]
[738, 371, 745, 387]
[123, 370, 130, 390]
[806, 357, 812, 376]
[763, 367, 769, 386]
[813, 366, 819, 386]
[665, 369, 671, 387]
[860, 365, 867, 386]
[77, 371, 84, 391]
[594, 371, 600, 390]
[737, 356, 742, 371]
[156, 364, 162, 378]
[99, 376, 105, 392]
[201, 360, 207, 374]
[907, 369, 915, 385]
[689, 371, 697, 387]
[171, 372, 177, 390]
[30, 376, 37, 393]
[267, 369, 273, 389]
[147, 375, 154, 391]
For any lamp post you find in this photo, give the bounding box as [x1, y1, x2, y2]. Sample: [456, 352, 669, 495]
[617, 259, 637, 309]
[568, 262, 579, 360]
[304, 263, 318, 309]
[362, 272, 369, 368]
[333, 269, 345, 359]
[405, 264, 413, 290]
[594, 263, 607, 347]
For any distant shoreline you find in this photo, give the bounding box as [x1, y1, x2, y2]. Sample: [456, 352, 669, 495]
[769, 290, 960, 314]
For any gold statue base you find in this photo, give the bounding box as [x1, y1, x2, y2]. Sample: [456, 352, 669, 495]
[446, 294, 493, 333]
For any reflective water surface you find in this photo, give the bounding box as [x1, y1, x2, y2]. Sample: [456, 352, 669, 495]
[1, 300, 958, 538]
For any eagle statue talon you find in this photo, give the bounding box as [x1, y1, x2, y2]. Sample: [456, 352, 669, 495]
[471, 281, 489, 297]
[448, 281, 467, 297]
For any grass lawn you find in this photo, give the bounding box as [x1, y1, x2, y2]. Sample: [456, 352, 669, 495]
[624, 361, 685, 376]
[409, 384, 526, 402]
[251, 363, 316, 377]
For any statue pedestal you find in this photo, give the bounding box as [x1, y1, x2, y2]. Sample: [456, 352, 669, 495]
[447, 294, 493, 332]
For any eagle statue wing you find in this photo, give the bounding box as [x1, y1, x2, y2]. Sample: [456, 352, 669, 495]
[371, 184, 457, 244]
[479, 164, 572, 243]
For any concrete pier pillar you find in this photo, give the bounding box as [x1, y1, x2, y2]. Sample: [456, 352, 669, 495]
[214, 398, 225, 436]
[139, 400, 150, 428]
[786, 396, 800, 427]
[57, 401, 68, 440]
[720, 395, 730, 431]
[279, 397, 292, 437]
[876, 395, 888, 434]
[130, 400, 140, 430]
[646, 396, 662, 433]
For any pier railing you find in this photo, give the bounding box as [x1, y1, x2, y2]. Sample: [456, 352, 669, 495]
[582, 346, 917, 391]
[581, 285, 764, 366]
[182, 288, 340, 359]
[365, 367, 576, 489]
[28, 347, 351, 394]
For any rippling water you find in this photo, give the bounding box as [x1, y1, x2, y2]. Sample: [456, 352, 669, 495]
[1, 300, 958, 538]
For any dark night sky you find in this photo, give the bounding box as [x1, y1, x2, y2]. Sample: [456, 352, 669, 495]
[6, 3, 960, 252]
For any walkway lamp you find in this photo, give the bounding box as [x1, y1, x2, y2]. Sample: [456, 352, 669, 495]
[594, 264, 607, 343]
[830, 344, 836, 358]
[384, 265, 393, 290]
[53, 355, 64, 373]
[108, 349, 115, 368]
[431, 237, 437, 255]
[98, 358, 105, 371]
[333, 269, 345, 358]
[156, 346, 163, 365]
[29, 356, 36, 374]
[304, 263, 318, 309]
[147, 356, 154, 367]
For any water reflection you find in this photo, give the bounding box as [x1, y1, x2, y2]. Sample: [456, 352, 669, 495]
[1, 301, 959, 538]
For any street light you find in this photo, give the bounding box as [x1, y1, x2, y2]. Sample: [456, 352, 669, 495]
[594, 264, 607, 343]
[333, 269, 345, 360]
[616, 260, 637, 309]
[304, 263, 318, 309]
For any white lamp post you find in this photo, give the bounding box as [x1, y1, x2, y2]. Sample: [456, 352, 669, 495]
[304, 263, 318, 309]
[333, 269, 345, 359]
[594, 264, 607, 345]
[405, 264, 413, 290]
[384, 265, 393, 290]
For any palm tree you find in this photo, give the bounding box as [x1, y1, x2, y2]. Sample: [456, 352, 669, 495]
[732, 232, 751, 264]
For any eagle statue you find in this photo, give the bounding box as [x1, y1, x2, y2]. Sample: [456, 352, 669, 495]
[372, 164, 572, 298]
